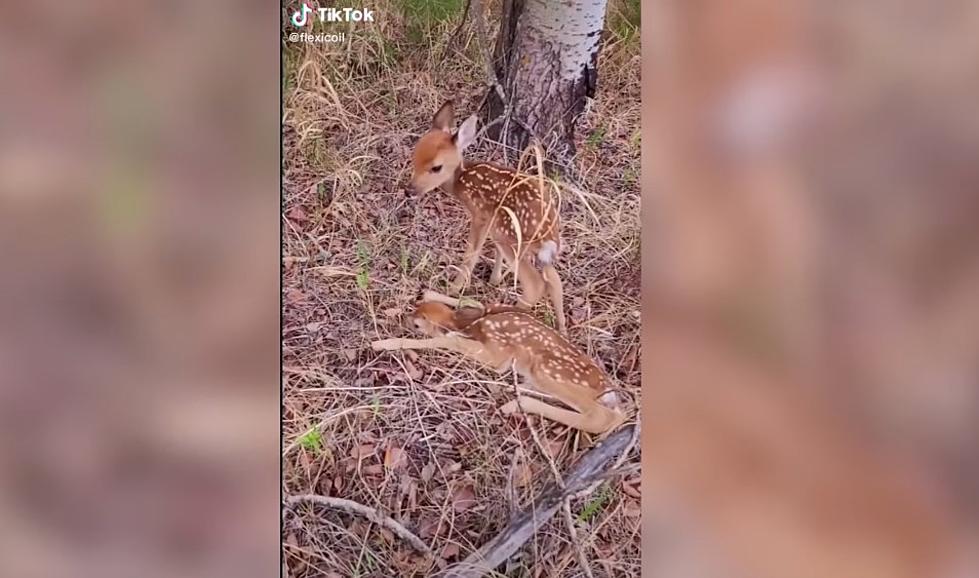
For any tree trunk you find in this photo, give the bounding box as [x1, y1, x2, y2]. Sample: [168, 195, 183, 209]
[488, 0, 608, 162]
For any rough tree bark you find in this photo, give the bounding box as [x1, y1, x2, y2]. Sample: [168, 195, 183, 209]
[487, 0, 608, 160]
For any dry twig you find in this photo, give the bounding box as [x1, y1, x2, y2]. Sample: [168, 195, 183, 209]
[437, 425, 636, 578]
[284, 494, 433, 556]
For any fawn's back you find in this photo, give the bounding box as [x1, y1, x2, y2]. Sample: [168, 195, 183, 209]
[455, 162, 560, 257]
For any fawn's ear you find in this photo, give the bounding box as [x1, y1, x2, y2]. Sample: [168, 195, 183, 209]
[453, 115, 479, 152]
[453, 306, 485, 329]
[432, 100, 455, 131]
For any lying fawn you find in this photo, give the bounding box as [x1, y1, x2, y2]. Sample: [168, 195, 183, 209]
[410, 100, 567, 333]
[371, 291, 625, 434]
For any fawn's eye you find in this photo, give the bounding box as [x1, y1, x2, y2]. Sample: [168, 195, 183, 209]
[431, 164, 442, 173]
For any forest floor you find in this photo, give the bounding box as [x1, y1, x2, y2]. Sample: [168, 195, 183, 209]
[282, 1, 641, 575]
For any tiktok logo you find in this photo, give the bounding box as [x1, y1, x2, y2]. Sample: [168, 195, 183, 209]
[289, 3, 375, 26]
[291, 3, 313, 27]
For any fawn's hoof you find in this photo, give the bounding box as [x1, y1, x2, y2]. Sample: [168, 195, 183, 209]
[499, 399, 519, 415]
[371, 339, 398, 351]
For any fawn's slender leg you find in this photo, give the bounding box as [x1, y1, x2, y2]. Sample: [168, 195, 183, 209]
[541, 264, 566, 333]
[499, 395, 625, 435]
[420, 290, 472, 309]
[371, 334, 491, 357]
[449, 218, 492, 295]
[514, 256, 546, 310]
[372, 334, 502, 368]
[489, 245, 506, 285]
[371, 336, 459, 351]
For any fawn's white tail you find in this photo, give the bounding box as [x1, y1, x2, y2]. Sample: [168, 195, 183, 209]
[537, 240, 559, 266]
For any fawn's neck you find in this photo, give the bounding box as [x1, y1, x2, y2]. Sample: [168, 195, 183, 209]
[442, 163, 476, 211]
[442, 163, 464, 197]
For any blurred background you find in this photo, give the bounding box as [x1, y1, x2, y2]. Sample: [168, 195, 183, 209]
[643, 0, 979, 577]
[2, 0, 977, 576]
[0, 1, 280, 577]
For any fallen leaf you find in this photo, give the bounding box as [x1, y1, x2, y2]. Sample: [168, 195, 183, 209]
[513, 463, 532, 488]
[351, 444, 376, 460]
[623, 499, 641, 518]
[451, 485, 477, 512]
[341, 349, 358, 362]
[285, 288, 306, 304]
[440, 542, 460, 559]
[287, 205, 308, 223]
[384, 445, 407, 470]
[349, 519, 368, 538]
[305, 321, 323, 333]
[382, 307, 401, 318]
[421, 462, 435, 483]
[621, 476, 641, 499]
[418, 516, 439, 538]
[363, 464, 384, 476]
[546, 437, 565, 458]
[404, 358, 423, 380]
[379, 527, 395, 544]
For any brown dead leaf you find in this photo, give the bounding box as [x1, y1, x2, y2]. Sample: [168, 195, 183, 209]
[440, 542, 461, 559]
[341, 348, 358, 362]
[623, 498, 641, 518]
[349, 519, 368, 538]
[378, 527, 395, 544]
[421, 461, 435, 483]
[418, 516, 439, 538]
[382, 307, 401, 318]
[451, 485, 477, 512]
[285, 288, 306, 304]
[287, 205, 308, 223]
[404, 357, 423, 380]
[363, 464, 384, 476]
[621, 475, 641, 499]
[384, 444, 407, 470]
[546, 437, 565, 458]
[513, 463, 533, 488]
[351, 443, 376, 460]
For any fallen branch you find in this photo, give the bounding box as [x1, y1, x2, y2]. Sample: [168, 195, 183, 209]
[437, 424, 636, 578]
[284, 494, 432, 556]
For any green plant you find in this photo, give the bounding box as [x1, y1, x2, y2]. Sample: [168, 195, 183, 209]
[298, 428, 323, 454]
[578, 482, 614, 522]
[586, 125, 607, 149]
[356, 240, 371, 290]
[402, 0, 464, 42]
[400, 246, 410, 276]
[609, 0, 640, 43]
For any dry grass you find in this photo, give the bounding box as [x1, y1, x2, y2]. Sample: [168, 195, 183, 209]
[282, 1, 641, 575]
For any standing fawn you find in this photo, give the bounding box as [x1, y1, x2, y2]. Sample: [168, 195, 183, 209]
[410, 100, 567, 333]
[371, 291, 626, 434]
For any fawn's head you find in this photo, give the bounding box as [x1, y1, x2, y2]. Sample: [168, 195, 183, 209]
[411, 301, 486, 335]
[411, 100, 479, 194]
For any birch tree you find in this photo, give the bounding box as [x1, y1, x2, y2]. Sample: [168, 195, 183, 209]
[487, 0, 609, 158]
